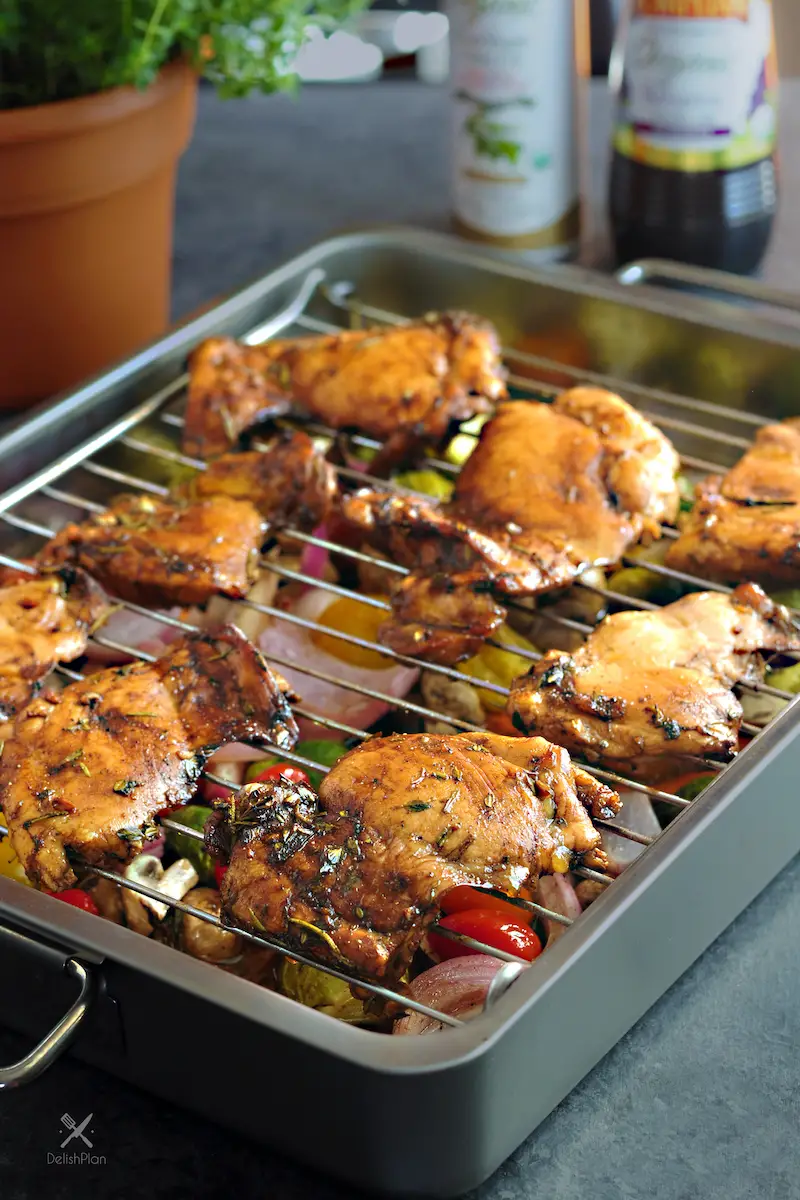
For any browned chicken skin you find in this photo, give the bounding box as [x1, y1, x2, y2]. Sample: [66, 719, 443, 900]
[508, 583, 800, 766]
[667, 419, 800, 585]
[178, 429, 337, 531]
[0, 626, 298, 892]
[0, 567, 111, 722]
[382, 572, 508, 665]
[207, 731, 619, 982]
[184, 312, 507, 463]
[341, 390, 680, 664]
[452, 392, 679, 558]
[39, 493, 265, 608]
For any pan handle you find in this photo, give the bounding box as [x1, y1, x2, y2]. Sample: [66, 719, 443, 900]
[0, 957, 95, 1090]
[615, 258, 800, 314]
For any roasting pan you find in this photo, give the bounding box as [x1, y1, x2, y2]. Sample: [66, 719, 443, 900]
[1, 228, 800, 1198]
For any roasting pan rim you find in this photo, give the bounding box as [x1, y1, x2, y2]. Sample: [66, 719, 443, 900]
[1, 225, 799, 1075]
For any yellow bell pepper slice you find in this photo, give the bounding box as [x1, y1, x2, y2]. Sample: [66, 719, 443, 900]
[0, 835, 31, 886]
[459, 624, 538, 712]
[310, 594, 394, 671]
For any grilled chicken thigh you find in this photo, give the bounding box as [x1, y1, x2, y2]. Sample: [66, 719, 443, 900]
[40, 493, 265, 607]
[0, 567, 110, 722]
[184, 312, 507, 463]
[667, 418, 800, 585]
[508, 583, 800, 765]
[383, 572, 509, 664]
[0, 626, 298, 891]
[342, 390, 680, 664]
[178, 429, 337, 530]
[207, 731, 619, 981]
[452, 392, 679, 557]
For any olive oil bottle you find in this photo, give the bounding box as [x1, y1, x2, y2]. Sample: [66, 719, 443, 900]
[448, 0, 589, 261]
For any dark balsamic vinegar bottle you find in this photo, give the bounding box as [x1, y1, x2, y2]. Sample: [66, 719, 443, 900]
[608, 0, 779, 275]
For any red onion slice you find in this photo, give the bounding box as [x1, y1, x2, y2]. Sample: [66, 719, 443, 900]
[536, 874, 582, 946]
[258, 587, 418, 734]
[393, 955, 505, 1035]
[298, 524, 330, 585]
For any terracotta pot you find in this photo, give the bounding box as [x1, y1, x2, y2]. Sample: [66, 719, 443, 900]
[0, 62, 197, 408]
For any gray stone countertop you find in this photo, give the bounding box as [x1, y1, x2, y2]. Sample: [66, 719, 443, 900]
[2, 76, 800, 1200]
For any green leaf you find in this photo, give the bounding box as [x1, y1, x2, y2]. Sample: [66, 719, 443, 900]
[0, 0, 369, 109]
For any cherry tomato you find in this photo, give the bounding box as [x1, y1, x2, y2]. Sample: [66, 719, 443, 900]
[198, 780, 232, 805]
[44, 888, 100, 916]
[248, 764, 311, 788]
[440, 884, 532, 925]
[214, 864, 228, 889]
[429, 909, 542, 963]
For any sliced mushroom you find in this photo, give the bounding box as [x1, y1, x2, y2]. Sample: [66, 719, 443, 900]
[124, 854, 198, 921]
[179, 887, 243, 963]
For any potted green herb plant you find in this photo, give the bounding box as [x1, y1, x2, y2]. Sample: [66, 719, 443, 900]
[0, 1, 364, 407]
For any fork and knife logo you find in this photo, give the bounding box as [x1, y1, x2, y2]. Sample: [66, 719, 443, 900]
[60, 1112, 94, 1149]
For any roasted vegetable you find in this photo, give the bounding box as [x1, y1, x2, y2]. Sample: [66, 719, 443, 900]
[420, 670, 484, 729]
[44, 888, 99, 915]
[428, 909, 542, 963]
[768, 662, 800, 693]
[163, 805, 215, 885]
[279, 960, 368, 1023]
[124, 854, 199, 921]
[660, 772, 716, 801]
[440, 884, 533, 925]
[458, 623, 538, 711]
[244, 739, 349, 791]
[393, 469, 454, 502]
[443, 414, 489, 466]
[116, 424, 196, 489]
[771, 591, 800, 613]
[310, 593, 393, 671]
[180, 887, 243, 963]
[0, 836, 31, 886]
[247, 764, 311, 789]
[677, 474, 695, 513]
[606, 566, 683, 605]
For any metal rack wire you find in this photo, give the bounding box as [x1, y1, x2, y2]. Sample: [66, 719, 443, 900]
[0, 270, 796, 1032]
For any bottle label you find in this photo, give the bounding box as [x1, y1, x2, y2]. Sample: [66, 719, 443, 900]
[449, 0, 580, 252]
[613, 0, 778, 172]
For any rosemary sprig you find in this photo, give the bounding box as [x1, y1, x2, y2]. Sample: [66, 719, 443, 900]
[287, 917, 344, 960]
[23, 812, 70, 829]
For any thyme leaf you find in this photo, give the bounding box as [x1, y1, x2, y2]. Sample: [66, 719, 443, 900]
[113, 779, 141, 796]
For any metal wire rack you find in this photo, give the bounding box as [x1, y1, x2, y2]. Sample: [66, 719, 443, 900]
[0, 270, 797, 1033]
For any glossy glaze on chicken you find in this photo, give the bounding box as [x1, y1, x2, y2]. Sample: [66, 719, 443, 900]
[183, 312, 507, 463]
[0, 626, 298, 891]
[207, 732, 620, 981]
[667, 418, 800, 585]
[0, 566, 110, 722]
[341, 388, 680, 664]
[40, 492, 266, 608]
[178, 429, 337, 530]
[508, 583, 800, 769]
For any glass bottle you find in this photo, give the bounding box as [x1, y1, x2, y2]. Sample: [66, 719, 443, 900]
[448, 0, 589, 263]
[609, 0, 779, 274]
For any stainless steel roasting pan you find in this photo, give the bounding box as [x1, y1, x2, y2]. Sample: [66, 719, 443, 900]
[1, 228, 799, 1198]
